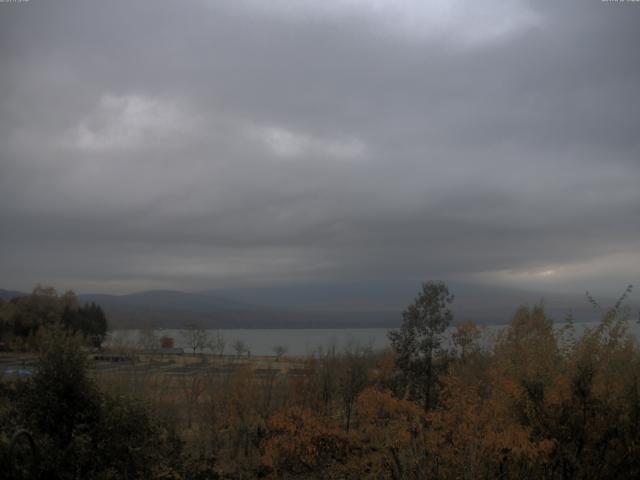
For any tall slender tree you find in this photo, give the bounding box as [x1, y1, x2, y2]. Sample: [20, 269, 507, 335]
[388, 281, 453, 410]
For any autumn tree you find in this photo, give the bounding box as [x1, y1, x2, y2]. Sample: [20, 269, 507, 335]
[222, 366, 264, 469]
[451, 320, 483, 360]
[208, 329, 226, 356]
[343, 387, 427, 479]
[179, 372, 206, 429]
[287, 347, 341, 416]
[262, 407, 347, 478]
[182, 323, 209, 354]
[314, 345, 340, 416]
[338, 344, 370, 432]
[272, 345, 287, 361]
[137, 323, 159, 350]
[233, 339, 248, 358]
[521, 288, 640, 479]
[388, 281, 454, 410]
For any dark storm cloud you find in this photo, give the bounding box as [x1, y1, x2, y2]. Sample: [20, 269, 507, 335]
[1, 0, 639, 295]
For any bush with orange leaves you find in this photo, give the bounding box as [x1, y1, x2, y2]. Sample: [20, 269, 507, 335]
[422, 300, 640, 480]
[261, 406, 347, 478]
[425, 368, 555, 480]
[340, 387, 428, 479]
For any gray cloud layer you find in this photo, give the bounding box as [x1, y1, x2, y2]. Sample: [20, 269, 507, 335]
[1, 0, 639, 295]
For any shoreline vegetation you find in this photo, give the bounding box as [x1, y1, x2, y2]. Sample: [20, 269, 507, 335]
[1, 282, 639, 479]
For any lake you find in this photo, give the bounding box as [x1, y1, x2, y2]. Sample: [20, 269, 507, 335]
[108, 320, 640, 357]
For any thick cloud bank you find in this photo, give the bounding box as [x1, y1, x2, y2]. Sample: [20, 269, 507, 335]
[1, 0, 639, 297]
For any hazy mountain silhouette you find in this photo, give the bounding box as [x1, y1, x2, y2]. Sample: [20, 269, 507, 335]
[3, 283, 634, 329]
[0, 289, 28, 301]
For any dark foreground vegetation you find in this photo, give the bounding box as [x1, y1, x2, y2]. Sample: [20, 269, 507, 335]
[1, 283, 639, 479]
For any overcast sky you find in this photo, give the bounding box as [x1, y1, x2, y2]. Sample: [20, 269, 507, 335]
[1, 0, 639, 297]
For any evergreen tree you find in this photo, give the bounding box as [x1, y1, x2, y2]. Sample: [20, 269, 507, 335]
[388, 281, 453, 410]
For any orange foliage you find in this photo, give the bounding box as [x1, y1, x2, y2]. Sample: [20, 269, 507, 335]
[262, 407, 347, 478]
[341, 387, 427, 479]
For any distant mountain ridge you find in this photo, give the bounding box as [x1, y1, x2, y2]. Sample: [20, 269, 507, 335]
[77, 289, 289, 329]
[2, 285, 636, 329]
[1, 288, 397, 329]
[0, 289, 28, 301]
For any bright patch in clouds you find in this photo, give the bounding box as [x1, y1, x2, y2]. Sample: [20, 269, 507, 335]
[474, 251, 640, 294]
[69, 94, 198, 150]
[538, 269, 557, 278]
[252, 125, 367, 161]
[238, 0, 541, 44]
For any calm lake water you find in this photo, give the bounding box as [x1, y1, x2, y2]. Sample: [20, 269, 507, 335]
[108, 320, 640, 357]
